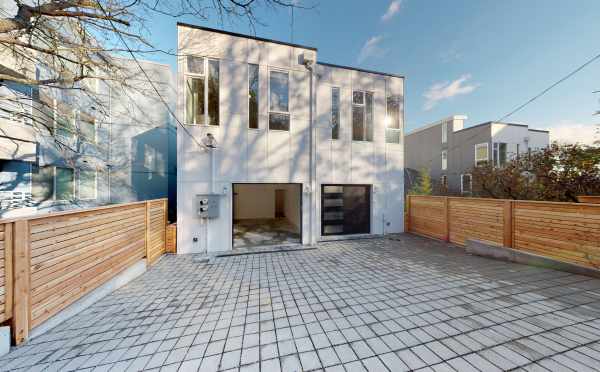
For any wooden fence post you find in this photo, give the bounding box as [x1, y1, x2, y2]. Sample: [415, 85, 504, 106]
[4, 223, 13, 320]
[12, 220, 31, 345]
[405, 195, 411, 232]
[145, 201, 150, 262]
[503, 200, 513, 248]
[444, 197, 450, 242]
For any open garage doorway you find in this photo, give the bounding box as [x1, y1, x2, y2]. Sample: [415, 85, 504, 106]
[233, 183, 302, 248]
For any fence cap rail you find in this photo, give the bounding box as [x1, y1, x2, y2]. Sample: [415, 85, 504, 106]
[409, 195, 600, 208]
[0, 198, 168, 224]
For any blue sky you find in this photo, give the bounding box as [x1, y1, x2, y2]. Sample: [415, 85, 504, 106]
[145, 0, 600, 143]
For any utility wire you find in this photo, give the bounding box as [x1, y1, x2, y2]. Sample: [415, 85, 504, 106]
[497, 52, 600, 122]
[97, 2, 208, 151]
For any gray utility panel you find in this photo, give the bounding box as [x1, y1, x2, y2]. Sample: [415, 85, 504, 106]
[196, 194, 219, 218]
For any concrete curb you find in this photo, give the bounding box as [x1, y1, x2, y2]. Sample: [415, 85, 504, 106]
[466, 239, 600, 279]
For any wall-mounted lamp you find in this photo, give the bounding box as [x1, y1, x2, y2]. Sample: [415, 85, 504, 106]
[203, 133, 218, 149]
[303, 185, 312, 194]
[222, 186, 229, 195]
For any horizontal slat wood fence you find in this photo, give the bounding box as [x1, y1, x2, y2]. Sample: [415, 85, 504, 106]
[407, 195, 600, 270]
[0, 198, 167, 344]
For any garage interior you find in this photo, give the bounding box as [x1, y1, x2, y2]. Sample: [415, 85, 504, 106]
[233, 183, 302, 248]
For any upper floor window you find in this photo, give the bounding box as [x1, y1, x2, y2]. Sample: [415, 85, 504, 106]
[442, 121, 448, 143]
[352, 91, 373, 141]
[248, 64, 259, 129]
[331, 87, 340, 140]
[475, 142, 488, 166]
[185, 56, 219, 126]
[441, 150, 447, 170]
[385, 95, 402, 144]
[493, 142, 507, 167]
[269, 70, 290, 131]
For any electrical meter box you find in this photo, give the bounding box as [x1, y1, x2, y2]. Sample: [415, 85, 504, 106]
[196, 194, 219, 218]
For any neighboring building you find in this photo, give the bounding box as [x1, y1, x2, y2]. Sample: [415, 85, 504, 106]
[0, 59, 176, 218]
[405, 115, 550, 195]
[176, 23, 405, 253]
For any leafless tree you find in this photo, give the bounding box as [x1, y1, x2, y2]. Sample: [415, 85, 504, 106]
[0, 0, 307, 149]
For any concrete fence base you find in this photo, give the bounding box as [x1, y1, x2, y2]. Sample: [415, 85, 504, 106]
[465, 239, 600, 279]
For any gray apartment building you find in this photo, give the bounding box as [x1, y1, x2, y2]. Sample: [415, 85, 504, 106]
[405, 115, 549, 194]
[0, 59, 176, 218]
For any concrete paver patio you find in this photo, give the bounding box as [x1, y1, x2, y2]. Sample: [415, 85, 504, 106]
[2, 234, 600, 371]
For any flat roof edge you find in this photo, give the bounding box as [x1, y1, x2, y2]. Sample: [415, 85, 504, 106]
[317, 62, 404, 79]
[406, 115, 467, 136]
[177, 22, 318, 51]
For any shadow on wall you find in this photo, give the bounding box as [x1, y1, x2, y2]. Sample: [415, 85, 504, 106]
[131, 127, 169, 202]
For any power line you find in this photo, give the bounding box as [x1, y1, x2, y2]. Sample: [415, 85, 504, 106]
[96, 2, 208, 151]
[497, 51, 600, 122]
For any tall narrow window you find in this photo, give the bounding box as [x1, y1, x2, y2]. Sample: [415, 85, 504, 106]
[207, 60, 219, 126]
[442, 121, 448, 143]
[461, 174, 472, 194]
[331, 87, 340, 140]
[386, 95, 402, 144]
[79, 170, 97, 200]
[269, 70, 290, 131]
[248, 64, 259, 129]
[31, 165, 54, 201]
[185, 56, 219, 126]
[441, 150, 447, 170]
[55, 167, 74, 200]
[352, 91, 373, 141]
[186, 77, 204, 125]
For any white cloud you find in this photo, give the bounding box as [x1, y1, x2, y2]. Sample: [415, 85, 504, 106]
[423, 74, 479, 111]
[545, 121, 600, 145]
[357, 35, 387, 63]
[381, 1, 402, 22]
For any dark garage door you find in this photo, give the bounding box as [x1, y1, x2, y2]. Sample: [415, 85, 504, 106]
[321, 185, 371, 236]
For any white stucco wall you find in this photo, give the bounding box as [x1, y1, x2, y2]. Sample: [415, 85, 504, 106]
[176, 25, 404, 253]
[491, 123, 550, 159]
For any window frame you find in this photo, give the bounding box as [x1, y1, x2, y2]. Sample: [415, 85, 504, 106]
[493, 142, 508, 167]
[461, 173, 472, 195]
[474, 142, 489, 166]
[184, 56, 219, 126]
[441, 149, 447, 170]
[331, 86, 340, 140]
[78, 169, 97, 200]
[442, 121, 448, 143]
[440, 175, 448, 188]
[352, 90, 373, 142]
[268, 69, 291, 131]
[385, 94, 402, 144]
[248, 63, 260, 130]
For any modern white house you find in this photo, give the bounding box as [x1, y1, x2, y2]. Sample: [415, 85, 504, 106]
[405, 115, 550, 194]
[176, 23, 405, 253]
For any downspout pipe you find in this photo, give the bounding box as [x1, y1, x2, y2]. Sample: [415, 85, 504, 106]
[303, 56, 316, 245]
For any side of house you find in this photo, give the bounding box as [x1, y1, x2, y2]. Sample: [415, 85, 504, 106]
[176, 23, 405, 253]
[405, 117, 550, 194]
[0, 58, 176, 218]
